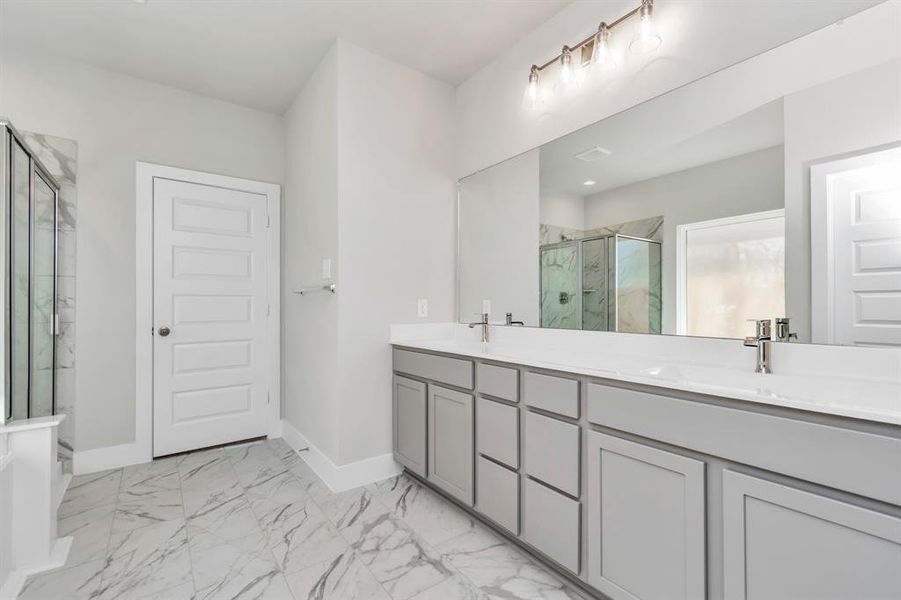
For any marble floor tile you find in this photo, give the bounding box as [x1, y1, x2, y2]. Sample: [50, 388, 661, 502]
[60, 469, 122, 518]
[408, 574, 489, 600]
[284, 551, 390, 600]
[318, 485, 391, 541]
[179, 449, 242, 496]
[183, 489, 263, 542]
[249, 496, 348, 575]
[19, 559, 105, 600]
[57, 502, 115, 567]
[120, 457, 181, 493]
[96, 518, 192, 600]
[350, 512, 455, 600]
[113, 487, 184, 534]
[189, 525, 293, 600]
[375, 475, 477, 547]
[437, 527, 583, 600]
[46, 441, 585, 600]
[242, 467, 309, 504]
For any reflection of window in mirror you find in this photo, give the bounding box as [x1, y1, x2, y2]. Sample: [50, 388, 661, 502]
[677, 210, 785, 339]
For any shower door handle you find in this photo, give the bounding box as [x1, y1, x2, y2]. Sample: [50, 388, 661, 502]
[158, 326, 171, 337]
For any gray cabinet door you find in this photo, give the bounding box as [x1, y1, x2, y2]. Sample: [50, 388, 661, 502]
[428, 384, 475, 505]
[586, 431, 706, 600]
[723, 470, 901, 600]
[523, 477, 581, 573]
[477, 456, 519, 534]
[393, 375, 427, 477]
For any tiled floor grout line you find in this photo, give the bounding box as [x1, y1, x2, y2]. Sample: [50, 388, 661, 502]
[177, 461, 200, 600]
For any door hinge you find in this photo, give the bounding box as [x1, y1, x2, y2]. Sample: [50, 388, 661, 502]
[266, 304, 271, 317]
[266, 213, 271, 228]
[267, 391, 271, 405]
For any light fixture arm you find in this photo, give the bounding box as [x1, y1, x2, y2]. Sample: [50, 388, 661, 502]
[530, 0, 652, 73]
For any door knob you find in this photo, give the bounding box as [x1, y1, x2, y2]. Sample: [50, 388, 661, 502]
[158, 326, 171, 337]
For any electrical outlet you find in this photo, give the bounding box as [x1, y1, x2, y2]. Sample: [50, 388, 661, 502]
[417, 298, 428, 318]
[321, 258, 331, 279]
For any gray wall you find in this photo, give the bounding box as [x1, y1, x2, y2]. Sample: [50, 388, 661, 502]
[584, 145, 785, 334]
[0, 49, 285, 452]
[783, 58, 901, 343]
[460, 150, 540, 326]
[283, 44, 341, 460]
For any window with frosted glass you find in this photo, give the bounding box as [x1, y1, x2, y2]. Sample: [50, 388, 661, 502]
[684, 213, 785, 339]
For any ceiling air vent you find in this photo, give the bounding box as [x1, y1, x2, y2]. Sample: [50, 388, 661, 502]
[575, 145, 613, 162]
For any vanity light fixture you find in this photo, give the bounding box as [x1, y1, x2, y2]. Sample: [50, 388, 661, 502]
[524, 0, 662, 110]
[630, 0, 662, 54]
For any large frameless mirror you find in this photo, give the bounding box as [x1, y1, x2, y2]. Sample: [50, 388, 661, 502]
[458, 1, 901, 347]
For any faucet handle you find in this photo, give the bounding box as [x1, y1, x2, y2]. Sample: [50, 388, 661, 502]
[747, 318, 772, 338]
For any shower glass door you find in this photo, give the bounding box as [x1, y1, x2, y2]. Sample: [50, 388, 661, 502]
[9, 140, 31, 421]
[540, 242, 581, 329]
[32, 173, 57, 417]
[614, 235, 662, 334]
[4, 123, 59, 422]
[581, 237, 608, 331]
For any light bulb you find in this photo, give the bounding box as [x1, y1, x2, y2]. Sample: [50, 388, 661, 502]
[630, 0, 661, 54]
[522, 65, 541, 110]
[592, 22, 612, 70]
[559, 46, 573, 85]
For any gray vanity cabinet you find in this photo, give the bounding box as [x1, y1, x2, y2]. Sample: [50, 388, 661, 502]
[722, 470, 901, 600]
[586, 431, 706, 600]
[392, 375, 427, 477]
[428, 384, 475, 506]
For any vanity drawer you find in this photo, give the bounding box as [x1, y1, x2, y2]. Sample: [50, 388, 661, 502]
[524, 411, 580, 497]
[523, 477, 581, 573]
[477, 457, 519, 535]
[524, 372, 579, 418]
[394, 349, 473, 390]
[477, 397, 519, 468]
[478, 363, 518, 402]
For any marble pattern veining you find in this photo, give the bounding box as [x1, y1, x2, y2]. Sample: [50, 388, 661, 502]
[23, 438, 585, 600]
[22, 131, 78, 469]
[540, 216, 663, 334]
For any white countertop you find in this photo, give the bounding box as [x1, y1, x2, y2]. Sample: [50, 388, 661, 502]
[390, 323, 901, 426]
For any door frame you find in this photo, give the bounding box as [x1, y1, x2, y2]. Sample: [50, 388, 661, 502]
[810, 144, 901, 345]
[135, 162, 281, 460]
[675, 209, 785, 335]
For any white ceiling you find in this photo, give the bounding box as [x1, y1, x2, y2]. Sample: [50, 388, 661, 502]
[0, 0, 571, 114]
[540, 98, 785, 197]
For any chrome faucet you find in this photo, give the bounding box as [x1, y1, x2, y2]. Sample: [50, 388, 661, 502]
[469, 312, 490, 343]
[744, 319, 772, 374]
[775, 317, 798, 342]
[505, 312, 524, 326]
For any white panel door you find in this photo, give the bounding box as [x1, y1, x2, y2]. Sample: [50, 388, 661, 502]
[153, 178, 271, 456]
[828, 152, 901, 346]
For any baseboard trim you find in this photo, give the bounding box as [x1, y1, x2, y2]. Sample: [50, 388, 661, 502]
[72, 442, 150, 475]
[281, 419, 401, 493]
[0, 536, 72, 600]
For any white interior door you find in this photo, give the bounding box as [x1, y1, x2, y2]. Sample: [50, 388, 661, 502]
[813, 148, 901, 347]
[152, 178, 272, 456]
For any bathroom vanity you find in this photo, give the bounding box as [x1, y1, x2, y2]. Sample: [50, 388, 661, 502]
[390, 327, 901, 600]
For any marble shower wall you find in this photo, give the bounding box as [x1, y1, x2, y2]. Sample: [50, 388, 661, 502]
[539, 215, 664, 246]
[539, 216, 663, 332]
[23, 131, 77, 464]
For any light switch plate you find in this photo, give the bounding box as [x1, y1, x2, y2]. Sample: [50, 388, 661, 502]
[321, 258, 331, 279]
[417, 299, 428, 318]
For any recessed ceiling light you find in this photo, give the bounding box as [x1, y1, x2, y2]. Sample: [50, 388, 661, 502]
[584, 180, 596, 186]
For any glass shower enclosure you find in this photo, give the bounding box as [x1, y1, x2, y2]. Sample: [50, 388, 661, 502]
[540, 234, 662, 333]
[1, 119, 60, 423]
